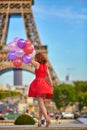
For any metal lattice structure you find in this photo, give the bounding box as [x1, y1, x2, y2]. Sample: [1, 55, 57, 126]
[0, 0, 61, 85]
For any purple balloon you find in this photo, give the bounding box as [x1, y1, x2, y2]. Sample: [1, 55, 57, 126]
[17, 39, 26, 49]
[22, 54, 32, 64]
[8, 52, 17, 61]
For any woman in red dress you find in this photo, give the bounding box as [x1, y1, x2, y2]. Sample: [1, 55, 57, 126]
[28, 53, 53, 127]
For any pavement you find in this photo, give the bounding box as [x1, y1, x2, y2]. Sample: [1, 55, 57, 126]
[0, 119, 87, 130]
[0, 124, 87, 130]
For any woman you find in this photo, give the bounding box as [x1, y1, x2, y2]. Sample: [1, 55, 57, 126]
[28, 53, 53, 127]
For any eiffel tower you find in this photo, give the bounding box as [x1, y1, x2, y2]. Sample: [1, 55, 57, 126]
[0, 0, 61, 85]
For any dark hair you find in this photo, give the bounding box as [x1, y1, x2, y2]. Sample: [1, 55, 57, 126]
[35, 53, 47, 64]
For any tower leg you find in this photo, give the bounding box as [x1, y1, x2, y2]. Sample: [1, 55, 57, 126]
[14, 69, 22, 85]
[0, 0, 61, 85]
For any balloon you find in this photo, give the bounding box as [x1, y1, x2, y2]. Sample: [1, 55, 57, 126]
[23, 43, 34, 54]
[15, 48, 24, 57]
[26, 40, 32, 44]
[13, 37, 20, 42]
[8, 42, 18, 51]
[7, 52, 17, 60]
[13, 58, 22, 67]
[7, 37, 35, 66]
[29, 50, 36, 57]
[31, 44, 34, 49]
[22, 54, 32, 64]
[17, 39, 26, 49]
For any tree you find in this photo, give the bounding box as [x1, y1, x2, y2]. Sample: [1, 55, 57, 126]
[52, 84, 76, 110]
[74, 81, 87, 111]
[77, 92, 87, 111]
[74, 81, 87, 92]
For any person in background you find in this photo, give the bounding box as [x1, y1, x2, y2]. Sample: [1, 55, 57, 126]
[0, 111, 4, 120]
[25, 109, 30, 115]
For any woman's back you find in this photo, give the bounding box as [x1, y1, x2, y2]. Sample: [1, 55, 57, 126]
[35, 64, 47, 78]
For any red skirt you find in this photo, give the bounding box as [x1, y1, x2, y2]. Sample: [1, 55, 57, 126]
[28, 78, 53, 99]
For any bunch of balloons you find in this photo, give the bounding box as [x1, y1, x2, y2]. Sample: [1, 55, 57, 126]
[7, 37, 36, 67]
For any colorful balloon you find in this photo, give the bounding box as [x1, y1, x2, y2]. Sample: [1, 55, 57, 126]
[15, 48, 24, 57]
[7, 52, 17, 61]
[26, 40, 32, 44]
[29, 50, 36, 57]
[8, 42, 18, 52]
[23, 43, 34, 54]
[13, 58, 22, 67]
[22, 54, 32, 64]
[13, 37, 20, 42]
[17, 39, 26, 49]
[7, 37, 35, 67]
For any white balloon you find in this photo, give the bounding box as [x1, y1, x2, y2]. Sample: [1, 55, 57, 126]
[29, 50, 36, 57]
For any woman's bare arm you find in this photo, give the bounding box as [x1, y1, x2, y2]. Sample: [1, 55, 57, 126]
[47, 68, 53, 86]
[31, 60, 40, 69]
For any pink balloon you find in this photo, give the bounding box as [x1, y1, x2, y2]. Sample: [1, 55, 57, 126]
[15, 48, 24, 58]
[8, 42, 18, 51]
[14, 37, 20, 42]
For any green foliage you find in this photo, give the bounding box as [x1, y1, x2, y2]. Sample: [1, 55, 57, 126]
[53, 84, 76, 110]
[53, 81, 87, 112]
[0, 90, 21, 99]
[14, 114, 36, 125]
[74, 81, 87, 92]
[74, 81, 87, 111]
[77, 92, 87, 111]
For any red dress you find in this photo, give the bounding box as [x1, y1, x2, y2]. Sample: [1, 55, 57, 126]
[28, 64, 53, 98]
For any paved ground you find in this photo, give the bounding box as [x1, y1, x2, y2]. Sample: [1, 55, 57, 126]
[0, 120, 87, 130]
[0, 124, 87, 130]
[0, 119, 87, 130]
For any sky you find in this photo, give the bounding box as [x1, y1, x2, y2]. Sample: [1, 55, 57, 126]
[0, 0, 87, 86]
